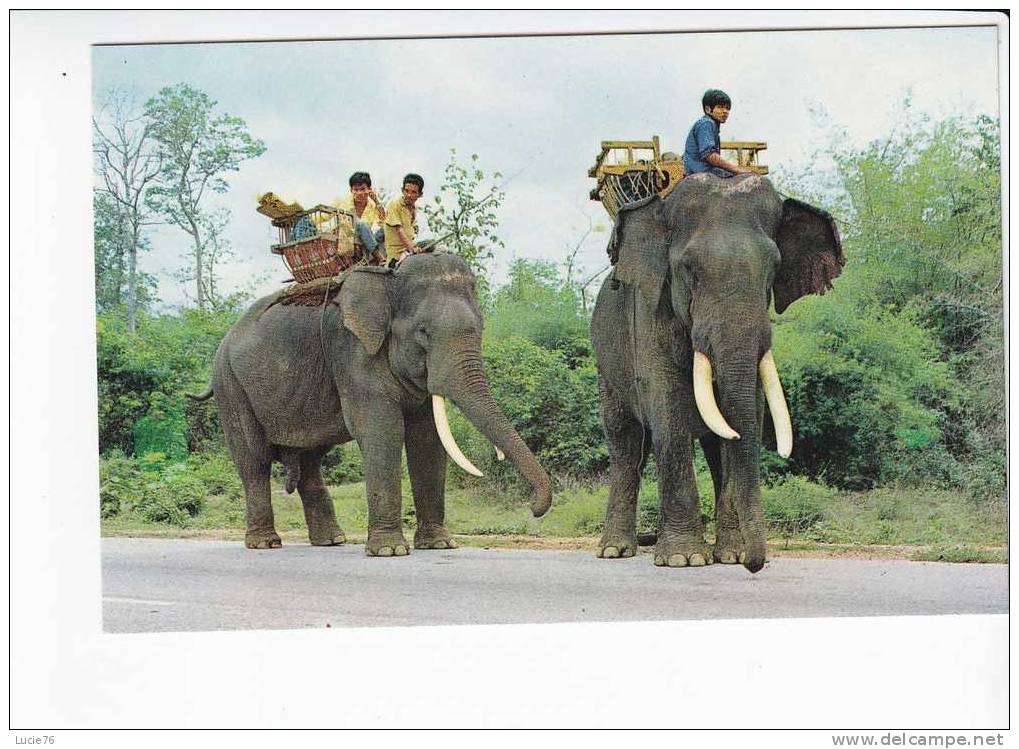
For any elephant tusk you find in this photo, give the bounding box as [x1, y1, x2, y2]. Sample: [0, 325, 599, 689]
[693, 352, 741, 441]
[495, 447, 505, 461]
[431, 395, 484, 477]
[759, 350, 793, 459]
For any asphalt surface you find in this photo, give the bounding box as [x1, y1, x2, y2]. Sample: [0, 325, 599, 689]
[101, 537, 1008, 633]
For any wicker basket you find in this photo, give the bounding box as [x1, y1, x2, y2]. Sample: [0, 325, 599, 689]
[270, 205, 360, 283]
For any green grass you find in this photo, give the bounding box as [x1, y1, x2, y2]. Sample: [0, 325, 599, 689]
[807, 488, 1007, 547]
[910, 546, 1008, 564]
[100, 476, 1007, 561]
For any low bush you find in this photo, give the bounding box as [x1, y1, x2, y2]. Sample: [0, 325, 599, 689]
[187, 451, 242, 501]
[100, 450, 209, 527]
[99, 450, 144, 518]
[322, 442, 364, 485]
[762, 475, 837, 538]
[135, 463, 206, 526]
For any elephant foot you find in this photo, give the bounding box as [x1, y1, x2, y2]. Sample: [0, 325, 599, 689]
[713, 529, 761, 565]
[366, 531, 411, 557]
[310, 529, 347, 547]
[245, 530, 283, 550]
[652, 535, 712, 568]
[597, 529, 637, 559]
[414, 524, 457, 550]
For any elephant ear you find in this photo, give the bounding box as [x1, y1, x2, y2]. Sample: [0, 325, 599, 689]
[609, 199, 670, 312]
[773, 198, 845, 314]
[339, 269, 392, 356]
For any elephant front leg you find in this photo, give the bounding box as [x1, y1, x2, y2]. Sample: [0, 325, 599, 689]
[356, 405, 411, 557]
[296, 451, 346, 546]
[654, 435, 712, 568]
[405, 406, 456, 550]
[701, 433, 744, 564]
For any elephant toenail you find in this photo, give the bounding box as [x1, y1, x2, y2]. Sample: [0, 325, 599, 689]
[738, 552, 747, 564]
[377, 547, 393, 557]
[689, 553, 706, 566]
[603, 546, 620, 558]
[394, 546, 408, 556]
[654, 555, 665, 566]
[668, 554, 688, 567]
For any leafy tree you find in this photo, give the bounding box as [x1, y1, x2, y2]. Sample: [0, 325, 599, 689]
[93, 89, 162, 332]
[144, 83, 266, 310]
[94, 191, 157, 316]
[423, 149, 504, 296]
[775, 110, 1003, 497]
[169, 207, 238, 310]
[487, 259, 591, 366]
[96, 306, 241, 454]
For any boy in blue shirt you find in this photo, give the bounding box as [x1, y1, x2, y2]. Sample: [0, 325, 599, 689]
[683, 89, 754, 178]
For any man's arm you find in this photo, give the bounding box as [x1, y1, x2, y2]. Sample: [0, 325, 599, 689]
[706, 151, 753, 175]
[394, 226, 419, 255]
[693, 118, 752, 175]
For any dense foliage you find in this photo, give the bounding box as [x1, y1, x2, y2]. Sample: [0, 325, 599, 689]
[774, 112, 1003, 497]
[96, 112, 1005, 532]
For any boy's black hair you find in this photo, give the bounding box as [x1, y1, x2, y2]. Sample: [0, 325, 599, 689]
[702, 89, 732, 110]
[349, 171, 372, 188]
[403, 173, 425, 192]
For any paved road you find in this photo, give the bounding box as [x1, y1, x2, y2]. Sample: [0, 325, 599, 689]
[101, 538, 1007, 633]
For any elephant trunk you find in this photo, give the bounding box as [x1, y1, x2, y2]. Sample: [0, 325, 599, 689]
[433, 350, 553, 518]
[697, 351, 770, 573]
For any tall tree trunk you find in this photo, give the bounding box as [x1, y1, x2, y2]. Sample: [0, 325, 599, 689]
[126, 220, 138, 334]
[186, 214, 205, 311]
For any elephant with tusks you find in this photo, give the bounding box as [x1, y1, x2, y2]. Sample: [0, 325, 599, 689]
[190, 254, 551, 555]
[591, 173, 844, 573]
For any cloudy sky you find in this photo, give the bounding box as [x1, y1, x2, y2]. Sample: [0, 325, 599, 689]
[91, 21, 1002, 308]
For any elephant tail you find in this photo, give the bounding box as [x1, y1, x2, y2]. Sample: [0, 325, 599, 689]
[636, 532, 657, 546]
[186, 385, 215, 402]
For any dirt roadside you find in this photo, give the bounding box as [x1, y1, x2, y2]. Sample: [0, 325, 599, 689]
[99, 528, 1007, 562]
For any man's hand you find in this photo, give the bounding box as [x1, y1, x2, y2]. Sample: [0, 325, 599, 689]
[369, 190, 386, 219]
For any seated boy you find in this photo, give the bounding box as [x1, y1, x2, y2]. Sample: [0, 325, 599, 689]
[683, 89, 754, 178]
[333, 171, 386, 262]
[383, 173, 426, 264]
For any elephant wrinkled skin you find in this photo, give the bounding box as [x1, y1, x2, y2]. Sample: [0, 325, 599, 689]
[194, 254, 552, 554]
[591, 174, 844, 573]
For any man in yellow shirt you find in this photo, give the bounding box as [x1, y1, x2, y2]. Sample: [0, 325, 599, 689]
[334, 171, 386, 229]
[383, 173, 426, 264]
[332, 171, 386, 263]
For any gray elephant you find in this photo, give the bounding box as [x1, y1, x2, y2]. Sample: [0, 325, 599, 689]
[591, 173, 844, 573]
[191, 253, 552, 554]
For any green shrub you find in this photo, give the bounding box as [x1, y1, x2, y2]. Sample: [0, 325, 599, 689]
[322, 442, 364, 485]
[762, 475, 837, 538]
[187, 451, 242, 501]
[96, 308, 239, 456]
[136, 463, 206, 526]
[133, 392, 188, 462]
[98, 450, 144, 518]
[184, 397, 222, 453]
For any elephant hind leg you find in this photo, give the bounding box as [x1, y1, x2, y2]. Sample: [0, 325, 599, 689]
[217, 374, 279, 549]
[597, 394, 648, 560]
[296, 451, 345, 546]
